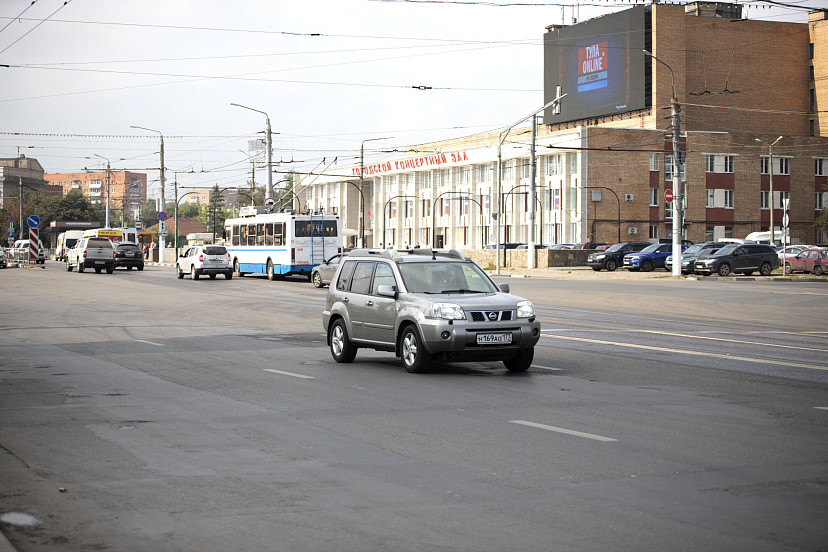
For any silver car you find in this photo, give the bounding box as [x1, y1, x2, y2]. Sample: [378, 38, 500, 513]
[311, 253, 347, 288]
[322, 249, 541, 373]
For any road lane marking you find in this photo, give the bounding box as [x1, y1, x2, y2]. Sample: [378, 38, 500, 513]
[531, 364, 563, 371]
[510, 420, 617, 442]
[631, 329, 828, 353]
[815, 407, 828, 411]
[262, 369, 315, 380]
[541, 333, 828, 372]
[134, 339, 164, 346]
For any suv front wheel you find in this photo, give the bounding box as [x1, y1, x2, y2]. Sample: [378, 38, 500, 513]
[400, 325, 430, 373]
[329, 318, 357, 363]
[504, 348, 534, 372]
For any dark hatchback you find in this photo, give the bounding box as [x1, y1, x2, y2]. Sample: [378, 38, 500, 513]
[113, 243, 144, 270]
[587, 241, 650, 272]
[694, 243, 779, 276]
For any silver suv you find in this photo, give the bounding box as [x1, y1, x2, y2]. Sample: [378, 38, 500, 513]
[322, 249, 541, 373]
[176, 245, 233, 280]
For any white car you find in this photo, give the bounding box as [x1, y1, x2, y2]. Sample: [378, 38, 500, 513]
[176, 245, 233, 280]
[0, 248, 6, 268]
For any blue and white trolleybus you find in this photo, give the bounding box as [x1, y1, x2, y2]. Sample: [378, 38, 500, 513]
[224, 207, 341, 281]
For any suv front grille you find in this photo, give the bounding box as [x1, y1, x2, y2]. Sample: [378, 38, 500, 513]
[470, 310, 512, 322]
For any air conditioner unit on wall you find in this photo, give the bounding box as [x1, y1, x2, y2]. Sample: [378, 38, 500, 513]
[625, 194, 634, 201]
[628, 227, 638, 234]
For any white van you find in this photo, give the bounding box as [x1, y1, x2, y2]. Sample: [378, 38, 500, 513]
[55, 230, 85, 261]
[743, 231, 794, 245]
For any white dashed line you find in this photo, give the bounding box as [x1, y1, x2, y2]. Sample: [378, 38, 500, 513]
[262, 369, 315, 380]
[510, 420, 617, 442]
[134, 339, 164, 346]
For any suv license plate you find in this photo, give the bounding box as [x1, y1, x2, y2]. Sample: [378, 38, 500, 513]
[95, 260, 104, 264]
[477, 333, 511, 345]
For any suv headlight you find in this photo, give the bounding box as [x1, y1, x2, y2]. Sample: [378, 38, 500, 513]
[430, 303, 466, 320]
[516, 300, 535, 318]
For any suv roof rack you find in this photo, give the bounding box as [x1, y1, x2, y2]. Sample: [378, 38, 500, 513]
[348, 248, 470, 261]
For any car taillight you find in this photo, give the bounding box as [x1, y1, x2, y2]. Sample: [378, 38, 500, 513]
[227, 253, 231, 262]
[199, 254, 204, 262]
[82, 250, 87, 258]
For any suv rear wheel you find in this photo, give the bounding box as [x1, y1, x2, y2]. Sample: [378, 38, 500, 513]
[329, 318, 357, 363]
[717, 263, 731, 277]
[503, 348, 534, 372]
[400, 325, 430, 373]
[759, 262, 773, 276]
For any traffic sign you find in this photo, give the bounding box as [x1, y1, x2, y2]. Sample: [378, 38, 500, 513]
[27, 215, 40, 228]
[136, 220, 143, 230]
[664, 189, 674, 203]
[264, 197, 275, 207]
[158, 211, 167, 221]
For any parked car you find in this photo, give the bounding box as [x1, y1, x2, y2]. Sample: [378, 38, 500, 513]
[694, 243, 779, 276]
[66, 237, 115, 273]
[483, 243, 524, 249]
[665, 242, 729, 274]
[548, 244, 574, 250]
[113, 242, 144, 271]
[0, 248, 6, 268]
[574, 242, 609, 250]
[176, 245, 233, 280]
[323, 248, 541, 373]
[775, 245, 810, 262]
[311, 253, 347, 287]
[516, 244, 549, 249]
[622, 242, 679, 272]
[587, 241, 650, 272]
[784, 247, 827, 276]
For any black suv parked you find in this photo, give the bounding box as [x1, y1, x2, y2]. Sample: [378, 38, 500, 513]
[694, 243, 779, 276]
[587, 241, 650, 272]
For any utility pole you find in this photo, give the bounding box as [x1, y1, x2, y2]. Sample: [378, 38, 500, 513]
[18, 176, 23, 240]
[231, 103, 273, 200]
[756, 136, 783, 244]
[528, 115, 538, 268]
[644, 50, 682, 278]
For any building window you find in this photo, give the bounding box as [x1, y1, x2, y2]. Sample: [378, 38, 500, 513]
[815, 192, 825, 210]
[551, 188, 561, 210]
[476, 164, 490, 182]
[520, 160, 532, 179]
[503, 161, 513, 181]
[648, 225, 658, 239]
[649, 188, 658, 207]
[816, 158, 827, 176]
[421, 199, 431, 217]
[650, 153, 660, 172]
[706, 155, 734, 173]
[706, 155, 715, 173]
[761, 156, 770, 175]
[707, 189, 734, 208]
[778, 158, 790, 175]
[761, 191, 770, 209]
[724, 156, 734, 173]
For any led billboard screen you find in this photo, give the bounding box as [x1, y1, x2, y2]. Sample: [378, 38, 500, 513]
[544, 6, 648, 124]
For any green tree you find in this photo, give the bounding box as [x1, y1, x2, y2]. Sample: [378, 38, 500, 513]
[816, 209, 828, 241]
[139, 199, 158, 228]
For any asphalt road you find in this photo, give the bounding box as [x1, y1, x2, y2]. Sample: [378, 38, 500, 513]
[1, 262, 826, 552]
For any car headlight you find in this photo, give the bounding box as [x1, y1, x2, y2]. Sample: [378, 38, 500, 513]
[594, 254, 605, 260]
[430, 303, 466, 320]
[516, 300, 535, 318]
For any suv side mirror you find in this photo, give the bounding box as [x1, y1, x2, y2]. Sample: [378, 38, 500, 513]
[498, 283, 510, 293]
[376, 285, 397, 298]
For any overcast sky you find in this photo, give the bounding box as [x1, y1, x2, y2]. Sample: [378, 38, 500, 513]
[0, 0, 812, 199]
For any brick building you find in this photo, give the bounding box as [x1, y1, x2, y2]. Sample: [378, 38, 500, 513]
[0, 156, 57, 208]
[298, 3, 828, 248]
[45, 171, 148, 225]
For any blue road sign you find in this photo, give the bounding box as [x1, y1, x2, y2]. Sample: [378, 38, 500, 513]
[27, 215, 40, 228]
[158, 212, 167, 221]
[136, 220, 143, 230]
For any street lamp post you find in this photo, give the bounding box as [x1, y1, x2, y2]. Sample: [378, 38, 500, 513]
[360, 137, 393, 248]
[756, 136, 783, 245]
[131, 126, 166, 263]
[643, 50, 682, 278]
[496, 95, 565, 275]
[231, 103, 273, 200]
[93, 154, 111, 228]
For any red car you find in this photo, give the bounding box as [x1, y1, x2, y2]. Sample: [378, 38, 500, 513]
[784, 247, 828, 276]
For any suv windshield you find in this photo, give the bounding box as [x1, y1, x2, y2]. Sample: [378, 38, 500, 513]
[604, 243, 625, 253]
[640, 243, 662, 254]
[716, 244, 739, 255]
[204, 246, 227, 255]
[399, 261, 499, 294]
[118, 244, 140, 251]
